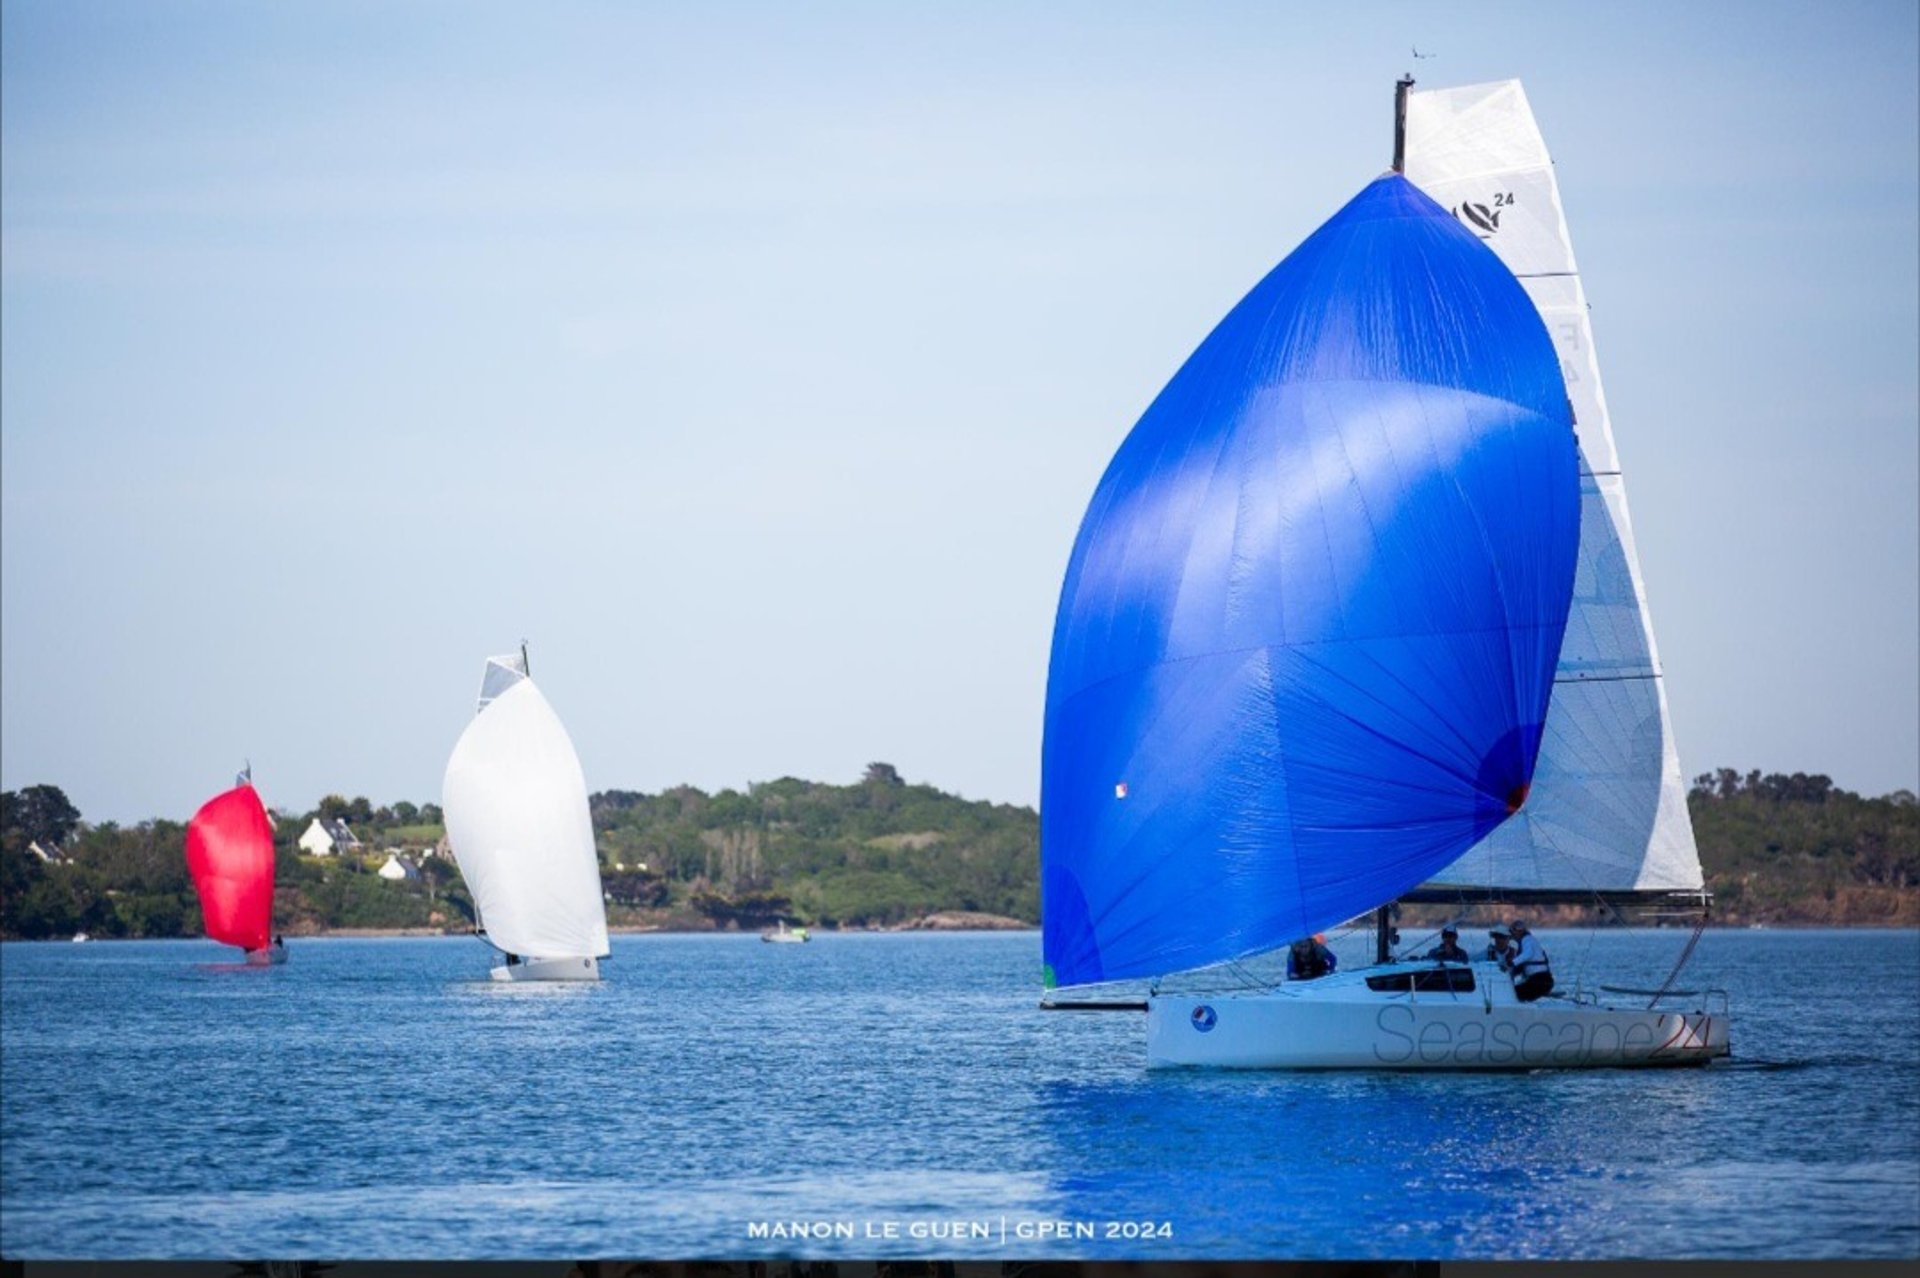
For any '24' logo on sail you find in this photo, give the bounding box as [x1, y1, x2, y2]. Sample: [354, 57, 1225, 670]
[1452, 191, 1516, 236]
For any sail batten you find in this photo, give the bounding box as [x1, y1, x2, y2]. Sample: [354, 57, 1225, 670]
[1398, 886, 1712, 908]
[1405, 79, 1703, 898]
[1040, 174, 1581, 989]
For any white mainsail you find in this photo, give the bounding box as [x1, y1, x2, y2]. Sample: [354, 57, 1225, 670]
[1405, 80, 1702, 896]
[443, 658, 610, 959]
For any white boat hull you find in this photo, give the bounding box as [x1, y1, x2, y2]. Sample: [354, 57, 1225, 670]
[490, 955, 600, 982]
[1146, 961, 1729, 1070]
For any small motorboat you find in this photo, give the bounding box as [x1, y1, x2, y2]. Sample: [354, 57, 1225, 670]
[761, 921, 810, 944]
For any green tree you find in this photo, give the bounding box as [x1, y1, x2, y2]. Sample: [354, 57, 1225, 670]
[1, 784, 83, 848]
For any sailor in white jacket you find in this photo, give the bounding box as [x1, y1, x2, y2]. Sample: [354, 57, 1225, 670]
[1507, 920, 1555, 1002]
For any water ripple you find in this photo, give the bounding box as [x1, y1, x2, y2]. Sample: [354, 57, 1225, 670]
[3, 928, 1916, 1259]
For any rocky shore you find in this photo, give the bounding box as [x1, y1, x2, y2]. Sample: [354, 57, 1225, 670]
[887, 910, 1035, 931]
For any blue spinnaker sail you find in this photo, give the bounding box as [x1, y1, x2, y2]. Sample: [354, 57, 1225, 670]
[1040, 175, 1580, 989]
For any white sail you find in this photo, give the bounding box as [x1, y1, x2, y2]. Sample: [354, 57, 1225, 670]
[1405, 80, 1702, 896]
[443, 675, 610, 959]
[476, 651, 528, 713]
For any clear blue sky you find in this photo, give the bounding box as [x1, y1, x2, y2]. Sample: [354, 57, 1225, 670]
[4, 1, 1916, 823]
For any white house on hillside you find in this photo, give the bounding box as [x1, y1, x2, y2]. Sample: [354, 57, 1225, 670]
[376, 853, 420, 881]
[298, 818, 362, 857]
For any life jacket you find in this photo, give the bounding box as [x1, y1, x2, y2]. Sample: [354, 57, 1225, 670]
[1510, 935, 1551, 982]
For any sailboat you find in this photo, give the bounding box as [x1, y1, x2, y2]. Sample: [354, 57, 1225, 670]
[761, 920, 811, 944]
[1038, 79, 1729, 1069]
[442, 644, 609, 981]
[186, 770, 287, 965]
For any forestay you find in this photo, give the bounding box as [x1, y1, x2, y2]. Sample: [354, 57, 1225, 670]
[443, 676, 609, 961]
[1404, 80, 1702, 898]
[1040, 175, 1581, 989]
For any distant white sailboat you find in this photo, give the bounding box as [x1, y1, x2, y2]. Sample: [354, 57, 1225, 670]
[761, 920, 810, 944]
[442, 645, 610, 982]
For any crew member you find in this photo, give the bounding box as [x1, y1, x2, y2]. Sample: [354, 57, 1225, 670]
[1422, 925, 1469, 963]
[1507, 920, 1554, 1001]
[1486, 926, 1515, 968]
[1286, 934, 1337, 981]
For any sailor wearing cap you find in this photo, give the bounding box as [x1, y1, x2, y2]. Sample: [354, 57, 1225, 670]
[1486, 925, 1515, 967]
[1506, 919, 1555, 1002]
[1286, 934, 1338, 981]
[1421, 924, 1470, 963]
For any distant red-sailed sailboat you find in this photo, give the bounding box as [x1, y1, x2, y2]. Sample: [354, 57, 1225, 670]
[186, 769, 287, 965]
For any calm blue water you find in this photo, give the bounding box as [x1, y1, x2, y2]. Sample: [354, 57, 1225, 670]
[2, 928, 1916, 1260]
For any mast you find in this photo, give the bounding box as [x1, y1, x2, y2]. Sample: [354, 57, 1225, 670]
[1374, 904, 1399, 965]
[520, 639, 530, 678]
[1392, 74, 1414, 173]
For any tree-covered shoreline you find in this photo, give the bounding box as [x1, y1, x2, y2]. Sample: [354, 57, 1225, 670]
[2, 765, 1914, 941]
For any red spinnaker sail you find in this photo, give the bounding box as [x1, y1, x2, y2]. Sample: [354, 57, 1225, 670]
[185, 784, 275, 952]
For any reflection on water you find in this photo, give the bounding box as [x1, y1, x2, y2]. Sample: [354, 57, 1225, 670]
[1033, 1069, 1728, 1257]
[1, 929, 1915, 1260]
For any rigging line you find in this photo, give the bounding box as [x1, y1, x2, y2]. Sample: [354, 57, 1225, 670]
[1233, 956, 1277, 992]
[1511, 813, 1626, 978]
[1515, 271, 1579, 279]
[1217, 957, 1256, 991]
[1647, 908, 1710, 1010]
[1527, 809, 1713, 1002]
